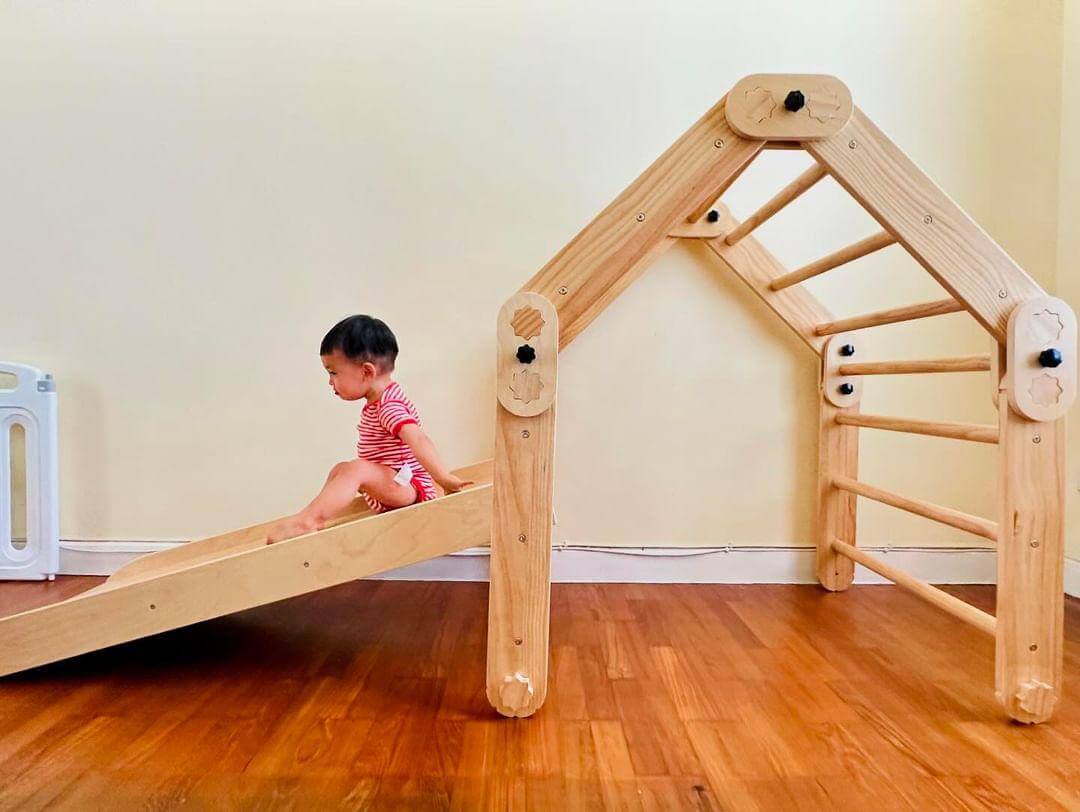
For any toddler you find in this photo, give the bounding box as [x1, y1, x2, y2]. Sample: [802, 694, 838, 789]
[267, 315, 471, 543]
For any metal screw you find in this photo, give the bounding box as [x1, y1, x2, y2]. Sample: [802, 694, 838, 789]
[636, 212, 646, 222]
[1033, 434, 1041, 444]
[998, 289, 1007, 299]
[513, 638, 523, 646]
[1030, 540, 1040, 549]
[557, 286, 568, 295]
[923, 214, 933, 225]
[518, 534, 527, 543]
[713, 138, 725, 149]
[1030, 643, 1038, 652]
[848, 140, 857, 149]
[521, 430, 530, 439]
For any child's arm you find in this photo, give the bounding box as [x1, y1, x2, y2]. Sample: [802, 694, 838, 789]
[398, 424, 472, 493]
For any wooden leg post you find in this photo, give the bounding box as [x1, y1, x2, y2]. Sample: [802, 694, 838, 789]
[996, 406, 1065, 723]
[817, 335, 861, 590]
[995, 298, 1074, 723]
[487, 293, 558, 717]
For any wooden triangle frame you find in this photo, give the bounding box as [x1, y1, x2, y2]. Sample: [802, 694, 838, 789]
[490, 73, 1074, 723]
[0, 73, 1070, 728]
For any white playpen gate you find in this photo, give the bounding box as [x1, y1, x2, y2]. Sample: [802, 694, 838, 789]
[0, 363, 58, 580]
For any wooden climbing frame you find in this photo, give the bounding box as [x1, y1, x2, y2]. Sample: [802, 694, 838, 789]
[489, 72, 1074, 723]
[0, 73, 1071, 727]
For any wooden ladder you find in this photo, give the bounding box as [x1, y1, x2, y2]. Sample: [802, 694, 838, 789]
[485, 73, 1075, 724]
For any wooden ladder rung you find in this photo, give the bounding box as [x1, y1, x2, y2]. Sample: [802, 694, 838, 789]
[770, 230, 896, 291]
[724, 163, 828, 245]
[838, 354, 992, 376]
[814, 298, 964, 336]
[831, 474, 999, 541]
[830, 539, 997, 636]
[835, 412, 999, 444]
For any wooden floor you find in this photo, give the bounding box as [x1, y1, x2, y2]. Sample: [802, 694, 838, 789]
[0, 579, 1077, 810]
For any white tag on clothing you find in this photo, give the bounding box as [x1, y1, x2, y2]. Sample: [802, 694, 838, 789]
[393, 463, 414, 486]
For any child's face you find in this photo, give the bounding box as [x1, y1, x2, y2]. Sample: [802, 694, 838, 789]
[322, 351, 377, 401]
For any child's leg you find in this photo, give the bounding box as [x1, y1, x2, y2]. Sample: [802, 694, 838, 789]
[304, 459, 419, 520]
[267, 460, 417, 543]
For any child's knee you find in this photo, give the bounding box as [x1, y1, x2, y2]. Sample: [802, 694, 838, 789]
[330, 459, 376, 485]
[329, 460, 353, 476]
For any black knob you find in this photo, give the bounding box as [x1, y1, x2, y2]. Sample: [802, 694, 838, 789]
[1038, 348, 1063, 368]
[706, 209, 720, 223]
[516, 344, 536, 364]
[839, 344, 855, 357]
[838, 382, 855, 396]
[784, 90, 805, 112]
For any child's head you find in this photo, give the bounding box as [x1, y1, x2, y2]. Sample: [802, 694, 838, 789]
[320, 315, 398, 401]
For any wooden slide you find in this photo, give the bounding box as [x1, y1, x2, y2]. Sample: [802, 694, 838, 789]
[0, 460, 492, 677]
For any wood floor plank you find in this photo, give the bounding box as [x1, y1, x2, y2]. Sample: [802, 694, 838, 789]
[0, 577, 1076, 808]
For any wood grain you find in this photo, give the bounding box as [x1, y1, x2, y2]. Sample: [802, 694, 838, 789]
[521, 97, 764, 349]
[667, 219, 727, 239]
[725, 74, 853, 140]
[1005, 296, 1077, 422]
[817, 392, 860, 591]
[106, 460, 492, 588]
[496, 293, 558, 419]
[488, 323, 557, 717]
[770, 230, 896, 291]
[723, 162, 827, 245]
[703, 204, 833, 355]
[830, 540, 996, 636]
[831, 474, 998, 542]
[814, 298, 964, 336]
[839, 354, 991, 376]
[2, 580, 1075, 807]
[835, 412, 999, 444]
[996, 400, 1065, 723]
[806, 109, 1044, 342]
[822, 333, 862, 408]
[0, 483, 493, 677]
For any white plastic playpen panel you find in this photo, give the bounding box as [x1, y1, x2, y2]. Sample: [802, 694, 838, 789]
[0, 363, 58, 580]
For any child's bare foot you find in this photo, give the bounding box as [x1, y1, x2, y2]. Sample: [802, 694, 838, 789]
[266, 514, 320, 544]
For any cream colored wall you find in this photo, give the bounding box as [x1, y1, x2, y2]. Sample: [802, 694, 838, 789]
[1059, 0, 1080, 562]
[0, 1, 1064, 548]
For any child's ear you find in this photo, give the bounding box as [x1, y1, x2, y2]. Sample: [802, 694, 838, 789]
[361, 361, 378, 379]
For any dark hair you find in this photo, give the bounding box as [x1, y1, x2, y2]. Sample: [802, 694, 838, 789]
[320, 315, 398, 371]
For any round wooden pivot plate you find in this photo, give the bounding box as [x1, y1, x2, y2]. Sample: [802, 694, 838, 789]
[496, 292, 558, 418]
[1005, 296, 1077, 422]
[726, 74, 853, 141]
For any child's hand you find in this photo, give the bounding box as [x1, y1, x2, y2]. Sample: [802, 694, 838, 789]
[439, 474, 473, 494]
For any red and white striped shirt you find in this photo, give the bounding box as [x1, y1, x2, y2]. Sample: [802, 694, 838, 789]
[357, 381, 437, 511]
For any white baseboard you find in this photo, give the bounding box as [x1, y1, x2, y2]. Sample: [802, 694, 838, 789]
[373, 545, 1000, 584]
[56, 540, 999, 585]
[53, 541, 1080, 596]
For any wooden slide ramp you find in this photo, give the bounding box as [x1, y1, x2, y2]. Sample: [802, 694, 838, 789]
[0, 460, 492, 677]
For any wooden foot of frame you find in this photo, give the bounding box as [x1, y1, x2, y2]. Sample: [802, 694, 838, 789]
[996, 407, 1064, 723]
[487, 293, 558, 717]
[994, 299, 1072, 723]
